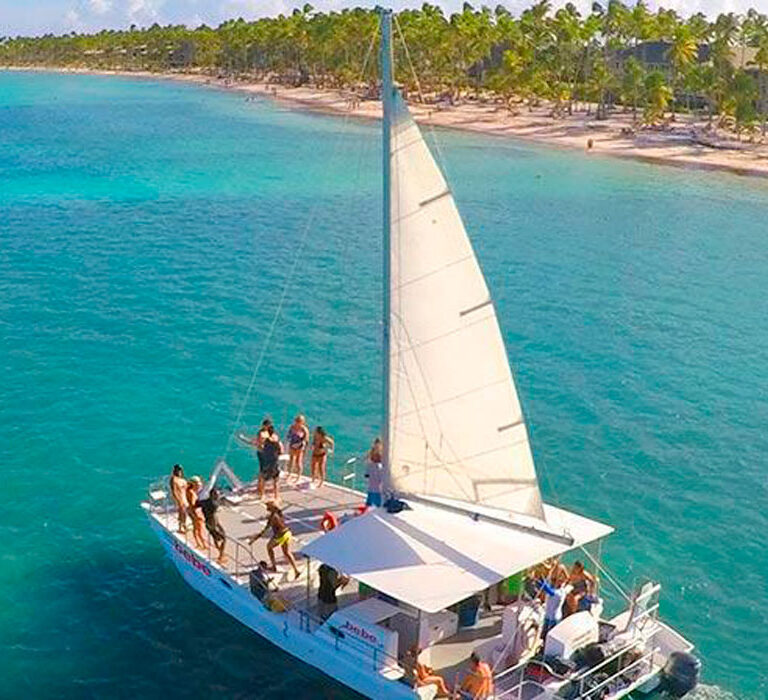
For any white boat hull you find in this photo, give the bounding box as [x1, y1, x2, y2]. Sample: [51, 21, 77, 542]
[148, 515, 417, 699]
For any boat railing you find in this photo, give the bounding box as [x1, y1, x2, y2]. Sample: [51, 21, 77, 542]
[297, 607, 404, 677]
[492, 656, 537, 699]
[146, 480, 259, 578]
[492, 611, 664, 700]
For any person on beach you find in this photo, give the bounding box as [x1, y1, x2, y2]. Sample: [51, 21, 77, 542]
[310, 426, 334, 489]
[169, 464, 188, 533]
[248, 501, 301, 580]
[195, 487, 227, 565]
[364, 437, 384, 507]
[286, 414, 310, 483]
[185, 476, 207, 550]
[259, 423, 283, 501]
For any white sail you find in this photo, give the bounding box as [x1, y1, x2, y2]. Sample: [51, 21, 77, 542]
[387, 93, 544, 521]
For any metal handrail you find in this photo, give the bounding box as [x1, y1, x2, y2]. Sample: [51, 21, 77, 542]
[578, 646, 658, 698]
[147, 481, 259, 577]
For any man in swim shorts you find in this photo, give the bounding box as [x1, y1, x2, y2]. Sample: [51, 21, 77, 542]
[248, 502, 301, 580]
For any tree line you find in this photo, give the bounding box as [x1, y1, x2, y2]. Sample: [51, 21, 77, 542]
[2, 2, 768, 133]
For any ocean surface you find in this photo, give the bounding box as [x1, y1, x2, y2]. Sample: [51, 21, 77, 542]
[1, 71, 765, 699]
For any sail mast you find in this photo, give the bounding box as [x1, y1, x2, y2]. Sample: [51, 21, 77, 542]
[380, 8, 393, 484]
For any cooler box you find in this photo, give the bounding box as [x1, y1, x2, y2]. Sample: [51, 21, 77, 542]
[544, 611, 598, 661]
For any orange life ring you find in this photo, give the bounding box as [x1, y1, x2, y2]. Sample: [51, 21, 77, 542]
[320, 511, 338, 532]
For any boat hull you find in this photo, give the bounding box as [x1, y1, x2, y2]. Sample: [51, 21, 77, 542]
[148, 515, 417, 699]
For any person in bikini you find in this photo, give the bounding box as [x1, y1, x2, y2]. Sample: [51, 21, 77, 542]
[169, 464, 188, 533]
[248, 501, 301, 580]
[286, 414, 310, 483]
[404, 645, 451, 697]
[185, 476, 207, 550]
[310, 426, 334, 488]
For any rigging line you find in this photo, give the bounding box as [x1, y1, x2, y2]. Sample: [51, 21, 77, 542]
[393, 13, 454, 184]
[221, 20, 380, 459]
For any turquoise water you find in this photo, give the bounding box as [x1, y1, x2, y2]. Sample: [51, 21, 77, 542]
[1, 71, 766, 699]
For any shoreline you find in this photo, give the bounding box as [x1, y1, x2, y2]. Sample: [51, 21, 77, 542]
[5, 65, 768, 180]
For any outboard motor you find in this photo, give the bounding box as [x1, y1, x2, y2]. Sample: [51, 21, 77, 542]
[662, 651, 701, 697]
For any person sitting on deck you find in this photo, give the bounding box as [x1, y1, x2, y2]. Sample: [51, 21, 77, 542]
[185, 476, 206, 550]
[317, 562, 349, 619]
[169, 464, 188, 534]
[403, 645, 451, 698]
[249, 560, 279, 604]
[456, 652, 494, 699]
[364, 437, 385, 507]
[248, 501, 301, 580]
[195, 487, 227, 565]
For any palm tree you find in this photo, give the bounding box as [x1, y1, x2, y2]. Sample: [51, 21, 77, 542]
[621, 55, 645, 122]
[667, 24, 698, 112]
[643, 69, 673, 124]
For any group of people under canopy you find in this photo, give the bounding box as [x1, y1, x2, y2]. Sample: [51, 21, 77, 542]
[404, 649, 494, 699]
[400, 558, 598, 699]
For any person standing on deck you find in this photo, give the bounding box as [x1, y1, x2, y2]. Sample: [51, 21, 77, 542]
[251, 418, 273, 497]
[310, 426, 334, 489]
[364, 437, 384, 507]
[259, 424, 283, 502]
[541, 568, 572, 637]
[248, 502, 301, 580]
[195, 487, 227, 565]
[185, 476, 207, 550]
[317, 562, 349, 619]
[286, 414, 310, 483]
[169, 464, 188, 533]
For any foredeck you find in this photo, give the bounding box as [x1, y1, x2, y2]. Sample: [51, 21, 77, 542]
[151, 474, 365, 606]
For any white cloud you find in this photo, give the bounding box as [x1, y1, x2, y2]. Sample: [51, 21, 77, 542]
[87, 0, 111, 14]
[127, 0, 161, 24]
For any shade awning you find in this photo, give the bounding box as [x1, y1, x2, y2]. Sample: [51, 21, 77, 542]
[299, 500, 612, 614]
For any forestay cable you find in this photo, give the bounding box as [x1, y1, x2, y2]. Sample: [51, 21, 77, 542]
[221, 23, 380, 459]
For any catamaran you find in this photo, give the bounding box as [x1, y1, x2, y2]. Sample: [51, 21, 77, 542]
[143, 10, 701, 699]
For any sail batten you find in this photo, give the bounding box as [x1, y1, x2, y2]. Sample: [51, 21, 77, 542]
[386, 90, 545, 521]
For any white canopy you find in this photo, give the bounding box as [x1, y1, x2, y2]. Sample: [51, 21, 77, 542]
[300, 500, 612, 614]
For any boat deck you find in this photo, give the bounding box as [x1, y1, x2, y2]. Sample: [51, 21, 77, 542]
[153, 474, 366, 604]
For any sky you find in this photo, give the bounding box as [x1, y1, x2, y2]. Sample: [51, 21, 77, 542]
[0, 0, 762, 38]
